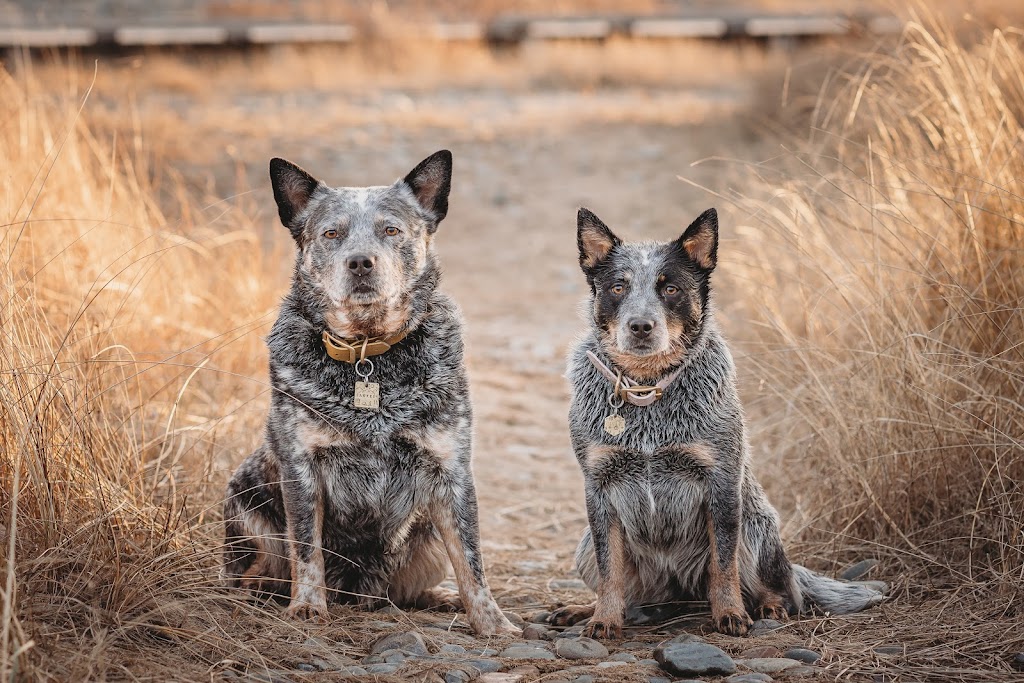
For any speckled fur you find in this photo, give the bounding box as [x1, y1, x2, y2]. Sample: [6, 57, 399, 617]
[223, 151, 517, 636]
[551, 208, 886, 638]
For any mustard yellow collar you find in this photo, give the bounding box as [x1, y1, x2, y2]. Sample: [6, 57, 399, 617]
[321, 329, 408, 364]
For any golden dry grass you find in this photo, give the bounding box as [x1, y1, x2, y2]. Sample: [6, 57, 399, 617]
[3, 8, 1024, 682]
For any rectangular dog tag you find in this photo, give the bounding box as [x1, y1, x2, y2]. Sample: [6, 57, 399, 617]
[604, 414, 625, 436]
[354, 381, 380, 410]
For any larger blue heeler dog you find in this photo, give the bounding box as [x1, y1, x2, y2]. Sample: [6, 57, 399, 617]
[223, 151, 518, 636]
[549, 207, 886, 638]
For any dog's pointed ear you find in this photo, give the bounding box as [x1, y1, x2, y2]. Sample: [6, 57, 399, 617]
[577, 208, 621, 276]
[403, 150, 452, 230]
[676, 208, 718, 272]
[270, 158, 320, 238]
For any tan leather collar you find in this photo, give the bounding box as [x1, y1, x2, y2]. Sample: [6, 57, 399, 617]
[322, 329, 408, 364]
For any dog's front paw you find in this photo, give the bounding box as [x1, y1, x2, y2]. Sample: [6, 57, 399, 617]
[285, 598, 329, 622]
[470, 608, 521, 637]
[582, 617, 623, 640]
[714, 609, 753, 637]
[547, 604, 596, 627]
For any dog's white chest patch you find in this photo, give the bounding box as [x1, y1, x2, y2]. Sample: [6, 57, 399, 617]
[354, 381, 380, 410]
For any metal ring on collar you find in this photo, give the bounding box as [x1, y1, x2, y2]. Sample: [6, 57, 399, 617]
[607, 392, 624, 409]
[355, 358, 374, 379]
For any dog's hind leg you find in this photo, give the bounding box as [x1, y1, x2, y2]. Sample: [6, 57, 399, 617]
[740, 485, 801, 620]
[223, 446, 290, 597]
[387, 520, 450, 608]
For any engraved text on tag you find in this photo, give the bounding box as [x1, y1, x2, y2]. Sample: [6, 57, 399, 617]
[354, 381, 380, 410]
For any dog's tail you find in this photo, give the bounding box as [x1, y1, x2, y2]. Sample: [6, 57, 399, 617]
[791, 564, 887, 614]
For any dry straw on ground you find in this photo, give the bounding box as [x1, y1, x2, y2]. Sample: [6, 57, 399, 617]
[2, 10, 1023, 682]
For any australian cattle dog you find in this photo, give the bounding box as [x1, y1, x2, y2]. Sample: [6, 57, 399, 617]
[223, 151, 518, 636]
[549, 207, 886, 638]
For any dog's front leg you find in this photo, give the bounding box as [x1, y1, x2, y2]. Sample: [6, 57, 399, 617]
[582, 484, 626, 639]
[434, 480, 518, 636]
[706, 461, 753, 636]
[279, 455, 328, 621]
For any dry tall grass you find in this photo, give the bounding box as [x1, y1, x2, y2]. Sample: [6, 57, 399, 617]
[717, 10, 1024, 678]
[0, 65, 292, 679]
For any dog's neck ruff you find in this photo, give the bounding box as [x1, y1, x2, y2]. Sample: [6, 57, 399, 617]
[322, 329, 409, 364]
[586, 350, 683, 407]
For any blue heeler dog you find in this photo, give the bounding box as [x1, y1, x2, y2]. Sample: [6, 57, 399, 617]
[222, 151, 518, 636]
[549, 207, 886, 638]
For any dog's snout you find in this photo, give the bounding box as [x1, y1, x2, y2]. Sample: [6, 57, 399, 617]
[347, 255, 375, 277]
[628, 318, 656, 339]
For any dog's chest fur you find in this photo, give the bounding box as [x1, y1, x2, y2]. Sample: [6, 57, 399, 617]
[567, 321, 745, 546]
[266, 291, 471, 541]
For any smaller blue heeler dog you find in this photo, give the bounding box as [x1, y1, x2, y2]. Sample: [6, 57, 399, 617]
[223, 151, 518, 636]
[549, 207, 885, 638]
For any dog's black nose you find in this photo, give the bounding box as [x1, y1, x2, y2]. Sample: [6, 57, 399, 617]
[629, 318, 655, 339]
[347, 255, 375, 276]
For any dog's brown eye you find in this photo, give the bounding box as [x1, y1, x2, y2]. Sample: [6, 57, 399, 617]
[610, 283, 624, 295]
[384, 226, 400, 237]
[323, 229, 339, 239]
[664, 285, 679, 296]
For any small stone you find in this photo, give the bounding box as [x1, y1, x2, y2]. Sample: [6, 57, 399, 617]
[467, 660, 503, 674]
[609, 652, 638, 662]
[468, 648, 500, 657]
[548, 578, 588, 590]
[736, 658, 801, 674]
[340, 666, 368, 676]
[361, 654, 384, 665]
[480, 675, 526, 683]
[503, 612, 527, 629]
[728, 674, 773, 683]
[377, 604, 404, 615]
[447, 671, 472, 683]
[655, 642, 736, 677]
[648, 678, 672, 683]
[571, 676, 595, 683]
[1013, 653, 1024, 671]
[783, 648, 821, 664]
[596, 661, 629, 668]
[873, 645, 904, 656]
[665, 633, 705, 644]
[639, 659, 660, 667]
[741, 646, 781, 659]
[555, 624, 588, 638]
[530, 611, 552, 624]
[441, 644, 468, 655]
[365, 663, 401, 674]
[382, 649, 407, 664]
[749, 619, 785, 637]
[522, 624, 550, 640]
[508, 665, 540, 677]
[787, 666, 818, 678]
[555, 637, 609, 660]
[840, 559, 879, 581]
[499, 645, 556, 661]
[371, 631, 429, 656]
[294, 663, 316, 672]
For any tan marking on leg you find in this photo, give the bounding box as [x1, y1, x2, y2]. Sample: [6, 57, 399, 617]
[585, 444, 618, 468]
[585, 520, 626, 640]
[706, 515, 752, 636]
[434, 507, 518, 636]
[295, 415, 353, 451]
[658, 442, 716, 469]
